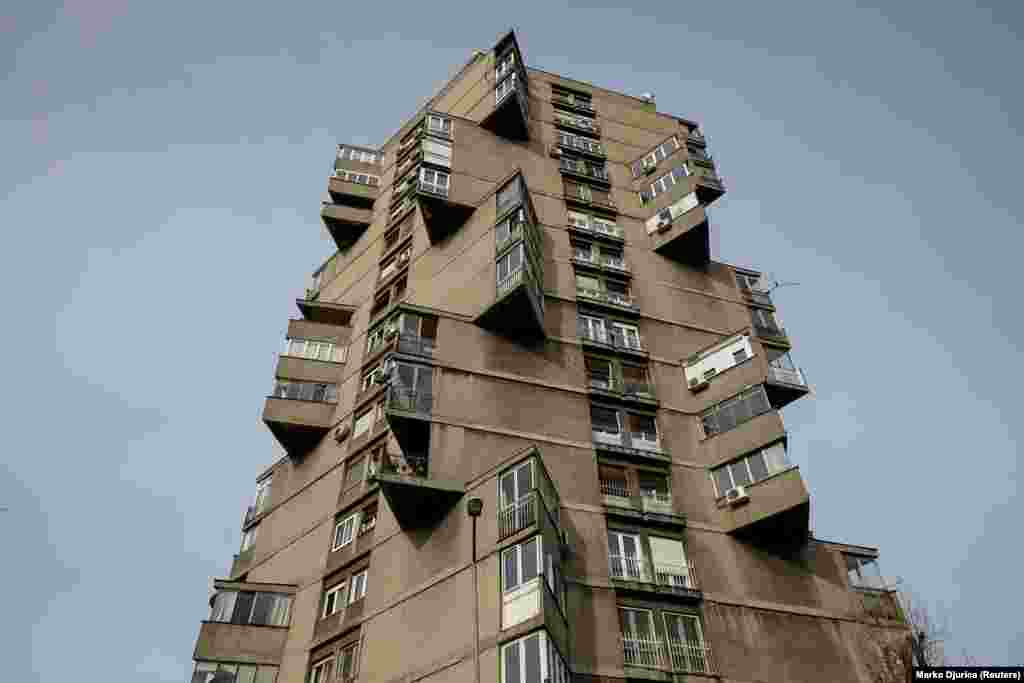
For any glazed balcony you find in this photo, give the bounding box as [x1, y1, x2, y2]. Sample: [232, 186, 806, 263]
[622, 635, 716, 676]
[370, 452, 464, 528]
[193, 621, 288, 667]
[554, 111, 601, 136]
[498, 454, 561, 542]
[262, 394, 336, 460]
[592, 429, 669, 464]
[476, 264, 546, 340]
[609, 555, 701, 600]
[717, 466, 810, 544]
[752, 318, 790, 345]
[691, 163, 726, 204]
[576, 287, 640, 315]
[501, 569, 569, 644]
[559, 157, 610, 184]
[482, 70, 530, 140]
[320, 201, 372, 250]
[737, 274, 773, 307]
[295, 298, 355, 327]
[274, 354, 341, 385]
[648, 198, 710, 268]
[552, 92, 595, 114]
[383, 385, 433, 455]
[764, 355, 810, 408]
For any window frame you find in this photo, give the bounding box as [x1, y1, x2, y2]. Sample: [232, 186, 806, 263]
[322, 581, 347, 619]
[310, 655, 335, 683]
[502, 536, 543, 593]
[710, 440, 791, 497]
[349, 569, 368, 604]
[332, 512, 359, 551]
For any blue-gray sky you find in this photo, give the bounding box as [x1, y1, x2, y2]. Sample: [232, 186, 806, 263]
[2, 0, 1021, 679]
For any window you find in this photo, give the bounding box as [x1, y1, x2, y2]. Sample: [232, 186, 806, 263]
[611, 322, 641, 350]
[496, 71, 518, 102]
[334, 169, 381, 186]
[496, 208, 527, 249]
[591, 215, 619, 236]
[497, 176, 524, 214]
[591, 406, 620, 435]
[338, 642, 359, 681]
[629, 413, 658, 444]
[846, 555, 885, 590]
[586, 356, 613, 390]
[353, 407, 374, 439]
[638, 472, 669, 503]
[209, 590, 291, 626]
[555, 111, 596, 131]
[553, 87, 593, 110]
[419, 167, 449, 196]
[423, 139, 452, 167]
[333, 513, 358, 551]
[733, 348, 748, 363]
[599, 464, 630, 498]
[499, 459, 535, 517]
[567, 210, 589, 230]
[321, 582, 346, 618]
[285, 338, 346, 363]
[575, 273, 601, 297]
[502, 536, 541, 592]
[497, 243, 525, 283]
[564, 179, 591, 202]
[349, 569, 368, 604]
[240, 526, 258, 552]
[310, 656, 334, 683]
[501, 631, 568, 683]
[271, 380, 338, 403]
[649, 537, 690, 588]
[192, 662, 278, 683]
[346, 457, 365, 486]
[337, 146, 378, 164]
[710, 441, 791, 496]
[359, 506, 377, 535]
[663, 612, 710, 672]
[700, 385, 772, 437]
[253, 476, 272, 515]
[750, 307, 782, 334]
[735, 271, 764, 291]
[496, 51, 516, 80]
[684, 335, 754, 387]
[608, 530, 644, 580]
[578, 314, 607, 343]
[427, 114, 452, 137]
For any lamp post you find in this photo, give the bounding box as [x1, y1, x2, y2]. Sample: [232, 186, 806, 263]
[467, 497, 483, 683]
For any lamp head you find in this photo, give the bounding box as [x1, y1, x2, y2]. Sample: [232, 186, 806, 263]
[467, 497, 483, 517]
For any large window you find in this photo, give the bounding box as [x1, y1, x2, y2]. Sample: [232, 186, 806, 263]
[284, 338, 346, 363]
[333, 512, 359, 551]
[711, 441, 791, 496]
[192, 662, 278, 683]
[337, 642, 359, 681]
[419, 167, 449, 196]
[631, 136, 680, 177]
[497, 176, 525, 215]
[503, 536, 541, 592]
[240, 525, 258, 553]
[353, 406, 374, 439]
[209, 590, 291, 626]
[321, 581, 347, 618]
[271, 379, 337, 403]
[501, 631, 569, 683]
[337, 146, 378, 164]
[427, 114, 452, 137]
[497, 243, 526, 284]
[310, 656, 334, 683]
[846, 554, 885, 590]
[700, 386, 772, 437]
[252, 476, 272, 516]
[608, 530, 644, 580]
[591, 406, 621, 435]
[496, 51, 517, 80]
[423, 139, 452, 167]
[333, 169, 380, 186]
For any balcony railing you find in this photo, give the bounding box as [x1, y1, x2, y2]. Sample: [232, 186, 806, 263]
[499, 491, 538, 539]
[570, 220, 624, 240]
[560, 158, 609, 181]
[498, 267, 525, 297]
[559, 137, 605, 156]
[581, 330, 646, 355]
[555, 114, 601, 134]
[552, 93, 595, 112]
[768, 362, 806, 387]
[654, 562, 698, 591]
[573, 253, 629, 273]
[588, 376, 655, 400]
[377, 452, 428, 479]
[600, 479, 632, 499]
[622, 635, 713, 674]
[610, 554, 649, 582]
[385, 388, 433, 414]
[418, 179, 449, 198]
[577, 288, 638, 311]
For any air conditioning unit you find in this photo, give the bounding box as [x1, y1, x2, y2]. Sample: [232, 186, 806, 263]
[334, 424, 351, 443]
[688, 377, 709, 392]
[726, 486, 750, 506]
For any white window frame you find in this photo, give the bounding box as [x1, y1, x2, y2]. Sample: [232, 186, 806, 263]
[419, 167, 450, 194]
[710, 442, 791, 497]
[332, 513, 359, 551]
[427, 114, 451, 136]
[502, 536, 542, 593]
[663, 610, 705, 646]
[253, 476, 272, 515]
[310, 656, 335, 683]
[322, 582, 347, 618]
[501, 630, 565, 683]
[579, 314, 607, 343]
[496, 71, 518, 103]
[611, 322, 641, 349]
[353, 407, 374, 438]
[337, 642, 360, 681]
[349, 569, 368, 604]
[496, 243, 526, 284]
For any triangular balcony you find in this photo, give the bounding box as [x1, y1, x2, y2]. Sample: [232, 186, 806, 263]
[370, 451, 464, 529]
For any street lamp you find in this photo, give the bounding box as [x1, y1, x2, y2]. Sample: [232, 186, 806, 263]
[467, 497, 483, 683]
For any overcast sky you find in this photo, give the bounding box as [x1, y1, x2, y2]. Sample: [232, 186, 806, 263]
[2, 0, 1021, 679]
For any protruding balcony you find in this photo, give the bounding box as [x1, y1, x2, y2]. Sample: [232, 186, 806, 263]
[194, 580, 295, 667]
[718, 466, 810, 544]
[295, 298, 355, 327]
[481, 32, 530, 140]
[576, 287, 640, 316]
[600, 468, 684, 527]
[370, 451, 464, 528]
[328, 174, 379, 205]
[609, 555, 701, 601]
[262, 384, 337, 460]
[764, 353, 810, 408]
[383, 384, 433, 455]
[498, 450, 562, 541]
[691, 163, 726, 204]
[647, 193, 710, 267]
[586, 367, 657, 406]
[320, 200, 372, 250]
[552, 92, 596, 115]
[592, 429, 669, 464]
[415, 176, 476, 243]
[752, 313, 790, 346]
[559, 156, 610, 184]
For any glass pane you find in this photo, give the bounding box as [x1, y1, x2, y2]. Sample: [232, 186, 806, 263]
[210, 590, 236, 622]
[762, 443, 790, 473]
[524, 634, 542, 683]
[250, 593, 273, 625]
[504, 642, 521, 683]
[747, 452, 770, 482]
[713, 467, 732, 496]
[730, 461, 752, 487]
[254, 667, 277, 683]
[500, 470, 517, 507]
[522, 538, 539, 579]
[231, 592, 255, 624]
[504, 547, 519, 590]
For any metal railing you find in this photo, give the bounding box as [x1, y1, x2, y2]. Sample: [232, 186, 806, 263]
[654, 562, 698, 591]
[497, 267, 524, 297]
[600, 479, 632, 498]
[385, 388, 433, 415]
[621, 635, 713, 674]
[576, 288, 636, 310]
[552, 94, 595, 112]
[768, 363, 806, 387]
[499, 491, 538, 539]
[630, 432, 660, 452]
[581, 330, 645, 354]
[559, 136, 605, 156]
[573, 253, 629, 273]
[610, 554, 650, 581]
[377, 452, 428, 479]
[560, 158, 609, 181]
[623, 380, 655, 398]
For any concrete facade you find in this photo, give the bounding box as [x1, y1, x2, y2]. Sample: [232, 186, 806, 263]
[189, 30, 909, 683]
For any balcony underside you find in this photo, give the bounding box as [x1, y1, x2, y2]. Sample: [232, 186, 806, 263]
[693, 173, 726, 205]
[722, 467, 810, 546]
[481, 89, 530, 140]
[611, 577, 702, 603]
[417, 192, 476, 243]
[374, 473, 465, 528]
[603, 502, 686, 528]
[320, 203, 371, 250]
[296, 299, 355, 326]
[594, 440, 670, 465]
[327, 177, 378, 206]
[588, 386, 659, 408]
[262, 397, 334, 459]
[764, 377, 810, 410]
[653, 216, 710, 268]
[384, 400, 432, 456]
[476, 281, 545, 341]
[193, 621, 287, 666]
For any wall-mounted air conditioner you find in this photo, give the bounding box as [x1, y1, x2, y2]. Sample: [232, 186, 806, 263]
[726, 486, 750, 506]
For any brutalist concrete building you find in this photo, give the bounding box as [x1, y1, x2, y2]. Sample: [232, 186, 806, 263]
[189, 29, 908, 683]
